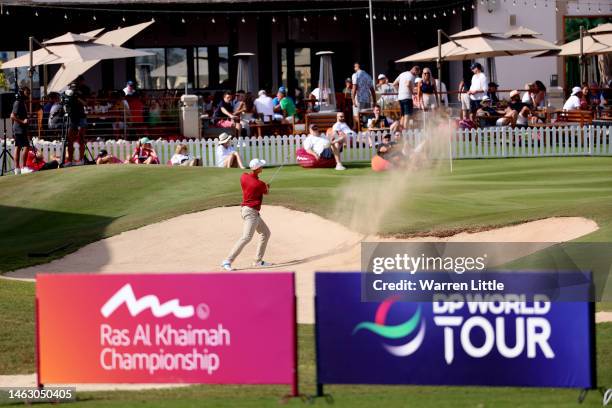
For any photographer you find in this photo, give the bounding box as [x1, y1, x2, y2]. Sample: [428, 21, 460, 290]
[10, 86, 30, 175]
[64, 81, 88, 166]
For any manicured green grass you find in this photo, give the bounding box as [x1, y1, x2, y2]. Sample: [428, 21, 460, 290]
[1, 278, 611, 407]
[1, 157, 612, 272]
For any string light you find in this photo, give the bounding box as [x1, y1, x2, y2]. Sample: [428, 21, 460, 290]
[122, 15, 126, 22]
[333, 14, 337, 21]
[93, 14, 97, 21]
[181, 17, 185, 23]
[403, 14, 407, 20]
[413, 14, 417, 20]
[423, 13, 428, 19]
[443, 10, 447, 16]
[303, 15, 307, 21]
[452, 8, 456, 14]
[64, 12, 68, 19]
[34, 10, 38, 16]
[365, 13, 369, 19]
[382, 14, 386, 21]
[212, 16, 216, 23]
[373, 13, 376, 20]
[433, 12, 437, 18]
[241, 16, 245, 23]
[393, 14, 397, 20]
[472, 3, 476, 9]
[462, 5, 466, 11]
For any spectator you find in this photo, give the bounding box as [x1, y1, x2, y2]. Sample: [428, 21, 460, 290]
[376, 74, 396, 108]
[351, 62, 376, 124]
[417, 68, 438, 110]
[126, 137, 159, 165]
[170, 144, 201, 166]
[47, 93, 63, 131]
[435, 76, 449, 108]
[233, 90, 246, 111]
[123, 80, 136, 96]
[468, 62, 488, 121]
[475, 96, 498, 127]
[272, 86, 291, 107]
[216, 132, 245, 168]
[521, 83, 535, 107]
[458, 75, 471, 120]
[376, 133, 404, 165]
[563, 86, 582, 111]
[497, 90, 530, 127]
[367, 105, 390, 130]
[276, 90, 297, 121]
[10, 86, 30, 175]
[332, 111, 356, 141]
[76, 75, 92, 98]
[95, 149, 122, 165]
[533, 80, 547, 108]
[240, 94, 258, 136]
[393, 65, 418, 128]
[303, 124, 345, 171]
[22, 149, 60, 173]
[213, 91, 242, 136]
[254, 90, 274, 121]
[64, 81, 88, 165]
[486, 82, 500, 106]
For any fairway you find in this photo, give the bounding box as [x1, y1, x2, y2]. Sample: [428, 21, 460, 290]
[1, 157, 612, 407]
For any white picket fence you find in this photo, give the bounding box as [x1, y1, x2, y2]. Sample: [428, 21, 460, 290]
[5, 125, 612, 169]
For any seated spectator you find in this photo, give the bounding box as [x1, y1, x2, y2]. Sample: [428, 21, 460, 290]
[521, 83, 535, 107]
[376, 74, 397, 108]
[96, 149, 122, 165]
[476, 96, 499, 127]
[486, 82, 500, 106]
[202, 92, 214, 115]
[22, 149, 60, 173]
[215, 132, 245, 168]
[170, 144, 201, 166]
[275, 90, 297, 121]
[563, 87, 582, 111]
[376, 133, 404, 166]
[239, 94, 258, 136]
[302, 124, 345, 171]
[126, 137, 159, 165]
[331, 112, 356, 144]
[213, 91, 242, 136]
[254, 90, 274, 122]
[367, 105, 391, 130]
[496, 90, 530, 127]
[533, 80, 547, 108]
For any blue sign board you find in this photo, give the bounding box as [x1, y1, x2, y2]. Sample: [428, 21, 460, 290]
[315, 273, 595, 388]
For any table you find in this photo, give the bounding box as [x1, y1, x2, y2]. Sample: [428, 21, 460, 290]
[249, 122, 293, 137]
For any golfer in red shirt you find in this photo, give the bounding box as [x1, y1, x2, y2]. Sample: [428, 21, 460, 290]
[222, 158, 272, 271]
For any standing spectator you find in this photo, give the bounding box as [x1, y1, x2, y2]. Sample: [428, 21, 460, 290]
[417, 68, 438, 110]
[351, 62, 376, 125]
[468, 62, 488, 121]
[47, 93, 63, 132]
[76, 75, 91, 98]
[563, 87, 582, 111]
[123, 80, 136, 96]
[213, 91, 242, 136]
[486, 82, 500, 106]
[10, 86, 30, 175]
[435, 77, 449, 108]
[216, 132, 245, 168]
[457, 76, 470, 120]
[254, 90, 274, 121]
[393, 65, 418, 129]
[376, 74, 396, 108]
[65, 81, 88, 165]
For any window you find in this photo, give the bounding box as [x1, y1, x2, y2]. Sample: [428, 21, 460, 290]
[135, 48, 165, 90]
[15, 51, 40, 91]
[218, 46, 229, 86]
[194, 47, 209, 89]
[294, 48, 311, 93]
[166, 48, 187, 89]
[0, 51, 16, 92]
[0, 51, 40, 92]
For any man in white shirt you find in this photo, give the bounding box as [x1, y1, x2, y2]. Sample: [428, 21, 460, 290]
[332, 111, 356, 140]
[393, 65, 419, 129]
[302, 124, 345, 170]
[254, 90, 274, 121]
[376, 74, 397, 108]
[563, 86, 582, 111]
[468, 62, 488, 121]
[435, 78, 449, 108]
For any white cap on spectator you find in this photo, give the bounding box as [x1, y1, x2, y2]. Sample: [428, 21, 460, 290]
[249, 158, 266, 170]
[258, 90, 267, 96]
[571, 86, 582, 96]
[377, 74, 386, 80]
[509, 90, 520, 98]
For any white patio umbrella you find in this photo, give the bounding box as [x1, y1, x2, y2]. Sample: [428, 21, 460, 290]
[504, 26, 561, 52]
[48, 20, 155, 92]
[559, 23, 612, 56]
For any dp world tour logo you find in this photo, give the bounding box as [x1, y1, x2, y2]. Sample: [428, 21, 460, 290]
[101, 283, 195, 319]
[353, 297, 425, 357]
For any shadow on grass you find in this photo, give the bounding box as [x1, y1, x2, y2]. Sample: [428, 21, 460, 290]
[0, 205, 115, 274]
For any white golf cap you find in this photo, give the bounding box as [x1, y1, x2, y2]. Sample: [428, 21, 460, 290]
[249, 158, 266, 170]
[377, 74, 386, 79]
[571, 86, 582, 96]
[258, 89, 267, 96]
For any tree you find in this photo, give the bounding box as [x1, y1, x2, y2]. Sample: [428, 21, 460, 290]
[0, 62, 8, 91]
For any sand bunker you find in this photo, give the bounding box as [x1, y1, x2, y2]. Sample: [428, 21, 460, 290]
[7, 206, 599, 323]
